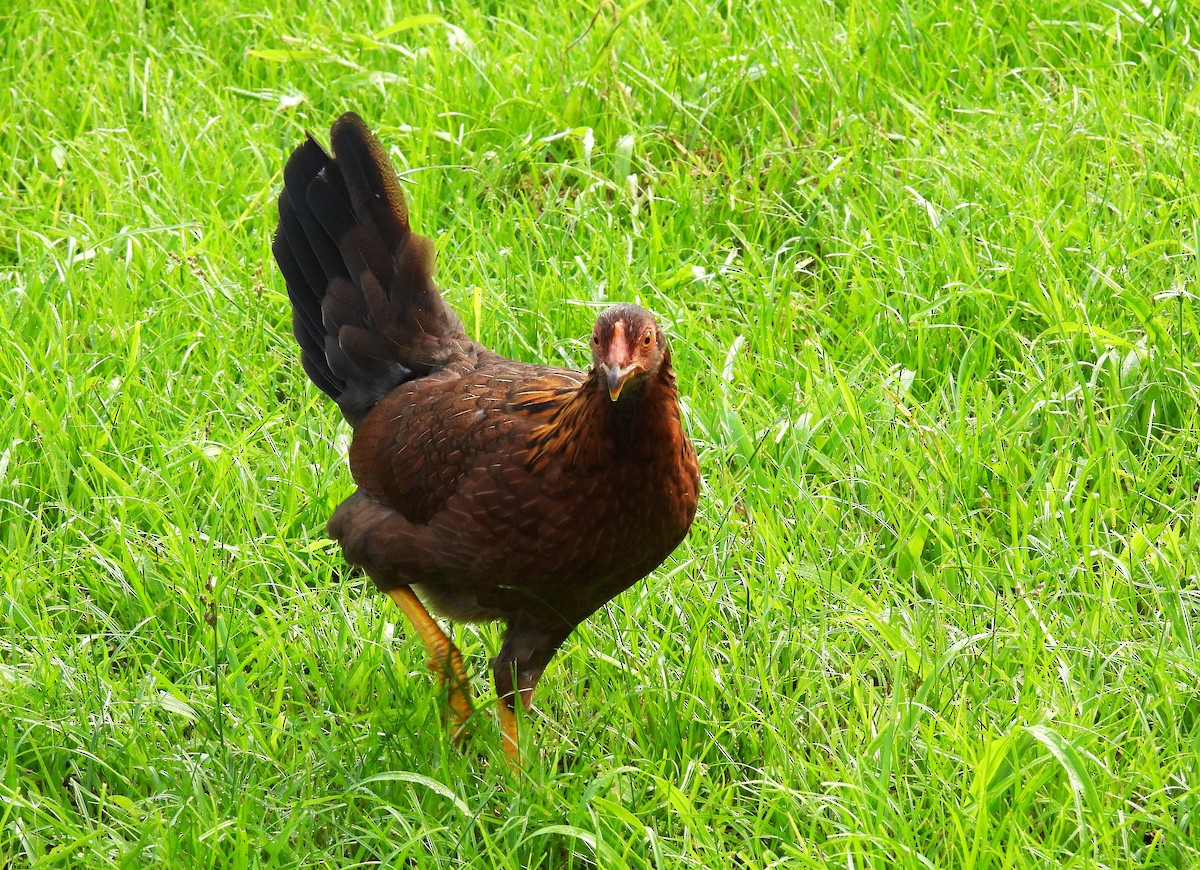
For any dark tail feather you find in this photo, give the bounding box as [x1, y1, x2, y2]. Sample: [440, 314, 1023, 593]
[272, 112, 467, 425]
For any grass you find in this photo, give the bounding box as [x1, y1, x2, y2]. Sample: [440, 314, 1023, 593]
[2, 0, 1199, 866]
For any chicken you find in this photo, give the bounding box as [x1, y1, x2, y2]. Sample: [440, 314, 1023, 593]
[272, 112, 700, 762]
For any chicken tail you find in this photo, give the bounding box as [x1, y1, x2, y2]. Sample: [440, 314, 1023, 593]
[273, 112, 468, 426]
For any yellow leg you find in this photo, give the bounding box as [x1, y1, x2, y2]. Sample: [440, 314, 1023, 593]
[386, 586, 473, 740]
[497, 698, 520, 766]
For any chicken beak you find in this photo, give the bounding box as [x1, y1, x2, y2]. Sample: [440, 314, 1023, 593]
[604, 363, 638, 401]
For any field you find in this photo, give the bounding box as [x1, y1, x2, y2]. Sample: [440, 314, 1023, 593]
[2, 0, 1199, 866]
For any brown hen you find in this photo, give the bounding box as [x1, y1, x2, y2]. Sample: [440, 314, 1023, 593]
[272, 112, 699, 761]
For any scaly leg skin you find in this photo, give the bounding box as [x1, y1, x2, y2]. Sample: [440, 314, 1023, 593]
[497, 697, 520, 766]
[496, 672, 544, 771]
[386, 586, 473, 742]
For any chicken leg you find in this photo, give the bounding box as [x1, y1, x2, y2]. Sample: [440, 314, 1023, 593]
[386, 586, 473, 740]
[497, 696, 521, 762]
[491, 630, 565, 765]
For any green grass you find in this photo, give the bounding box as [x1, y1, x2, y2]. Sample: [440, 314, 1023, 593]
[3, 0, 1199, 866]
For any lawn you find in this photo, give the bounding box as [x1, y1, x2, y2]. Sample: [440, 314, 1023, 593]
[2, 0, 1199, 866]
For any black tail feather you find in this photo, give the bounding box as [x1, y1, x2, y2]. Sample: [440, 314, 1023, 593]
[273, 113, 468, 426]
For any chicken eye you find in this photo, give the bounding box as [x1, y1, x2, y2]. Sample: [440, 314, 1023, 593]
[642, 332, 654, 347]
[592, 333, 601, 347]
